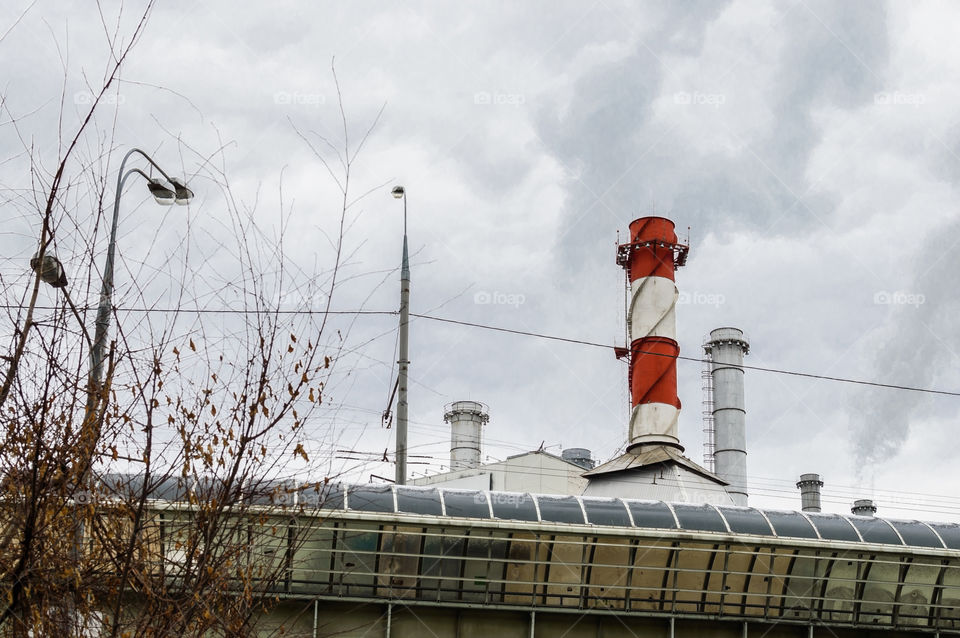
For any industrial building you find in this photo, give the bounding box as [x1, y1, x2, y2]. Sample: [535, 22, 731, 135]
[79, 215, 960, 637]
[410, 447, 590, 495]
[290, 214, 956, 637]
[244, 481, 960, 637]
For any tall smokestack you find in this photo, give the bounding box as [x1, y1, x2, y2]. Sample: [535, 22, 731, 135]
[585, 217, 734, 504]
[796, 473, 824, 512]
[616, 217, 688, 451]
[703, 328, 750, 506]
[444, 401, 489, 471]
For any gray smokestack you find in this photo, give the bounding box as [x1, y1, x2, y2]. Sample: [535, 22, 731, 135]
[796, 473, 824, 512]
[851, 499, 877, 517]
[703, 327, 750, 506]
[444, 401, 489, 471]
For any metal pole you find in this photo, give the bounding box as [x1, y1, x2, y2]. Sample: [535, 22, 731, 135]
[396, 192, 410, 485]
[89, 155, 132, 390]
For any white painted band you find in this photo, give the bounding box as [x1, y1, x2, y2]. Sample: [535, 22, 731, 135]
[628, 402, 680, 446]
[627, 276, 678, 341]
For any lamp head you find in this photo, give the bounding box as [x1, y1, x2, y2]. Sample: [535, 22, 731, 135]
[391, 185, 405, 199]
[30, 253, 68, 289]
[147, 180, 176, 206]
[168, 177, 194, 205]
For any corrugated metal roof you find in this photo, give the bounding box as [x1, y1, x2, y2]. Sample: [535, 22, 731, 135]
[582, 444, 727, 484]
[305, 483, 960, 552]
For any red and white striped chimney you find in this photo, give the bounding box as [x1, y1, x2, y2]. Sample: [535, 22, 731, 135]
[617, 217, 689, 451]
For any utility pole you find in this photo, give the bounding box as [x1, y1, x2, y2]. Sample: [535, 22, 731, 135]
[392, 185, 409, 485]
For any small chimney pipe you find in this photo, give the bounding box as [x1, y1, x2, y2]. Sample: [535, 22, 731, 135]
[444, 401, 489, 471]
[796, 473, 824, 513]
[851, 499, 877, 517]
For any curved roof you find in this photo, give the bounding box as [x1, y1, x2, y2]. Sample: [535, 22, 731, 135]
[303, 483, 960, 551]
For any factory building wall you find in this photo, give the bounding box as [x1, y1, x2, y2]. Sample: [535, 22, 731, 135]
[411, 451, 587, 495]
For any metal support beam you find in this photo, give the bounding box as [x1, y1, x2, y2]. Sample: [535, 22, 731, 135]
[529, 610, 535, 638]
[386, 603, 392, 638]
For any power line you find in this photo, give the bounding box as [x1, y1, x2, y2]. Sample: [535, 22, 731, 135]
[410, 313, 960, 398]
[7, 301, 957, 397]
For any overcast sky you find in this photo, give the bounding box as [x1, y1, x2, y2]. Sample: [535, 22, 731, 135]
[3, 1, 960, 522]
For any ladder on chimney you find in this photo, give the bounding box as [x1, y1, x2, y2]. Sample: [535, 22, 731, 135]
[702, 353, 715, 472]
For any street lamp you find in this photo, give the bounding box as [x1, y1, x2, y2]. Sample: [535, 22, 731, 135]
[31, 150, 192, 395]
[89, 149, 192, 390]
[392, 185, 410, 485]
[30, 148, 191, 417]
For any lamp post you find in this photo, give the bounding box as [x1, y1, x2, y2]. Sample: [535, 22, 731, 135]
[392, 185, 409, 485]
[89, 149, 192, 391]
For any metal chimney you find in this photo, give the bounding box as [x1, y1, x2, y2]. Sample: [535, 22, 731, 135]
[444, 401, 489, 471]
[616, 217, 689, 451]
[703, 328, 750, 506]
[851, 499, 877, 517]
[562, 448, 595, 470]
[796, 473, 824, 513]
